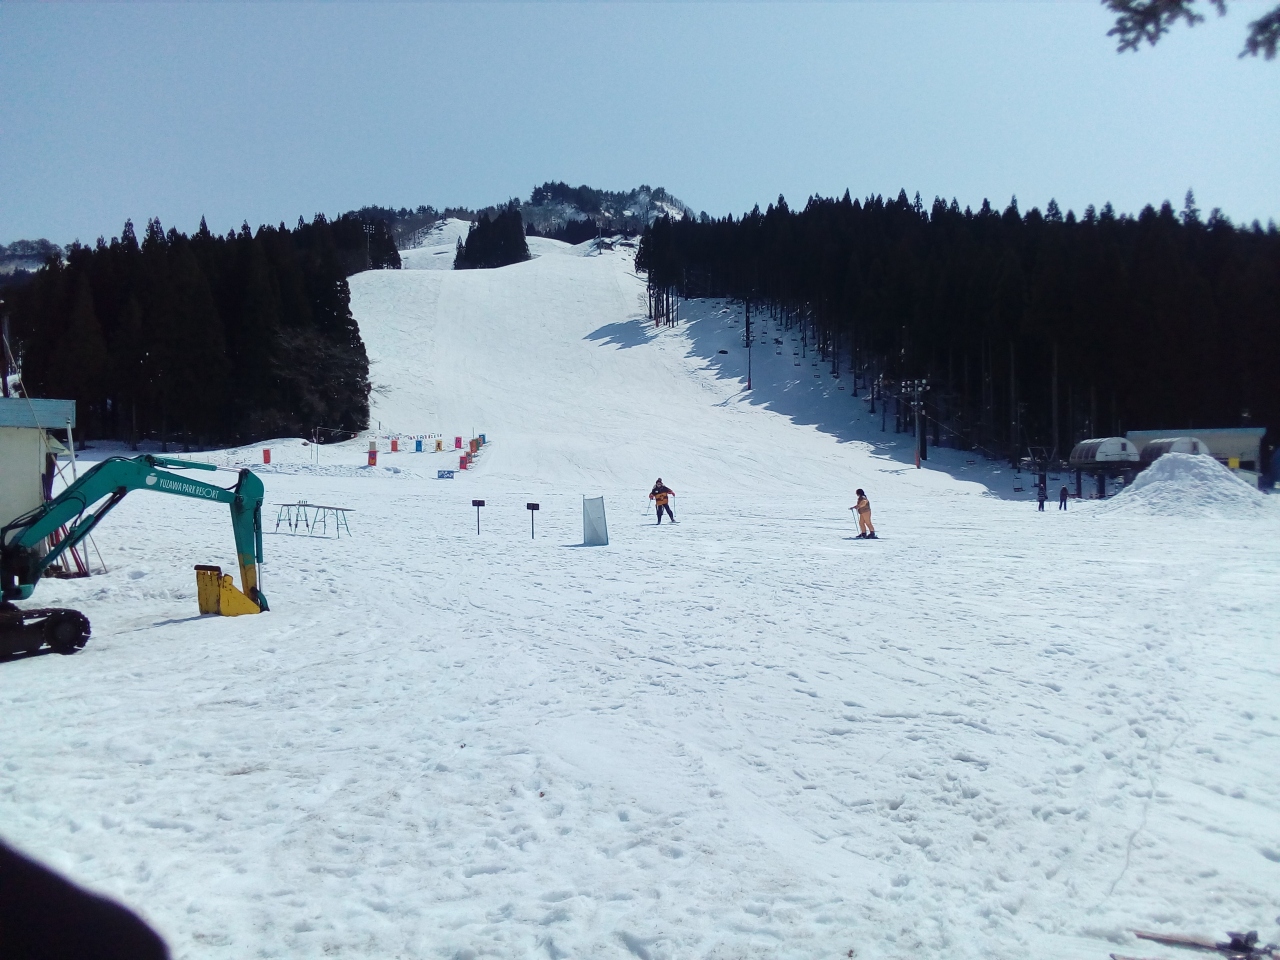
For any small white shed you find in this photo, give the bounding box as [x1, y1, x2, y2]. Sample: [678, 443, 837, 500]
[0, 398, 75, 532]
[1068, 437, 1140, 467]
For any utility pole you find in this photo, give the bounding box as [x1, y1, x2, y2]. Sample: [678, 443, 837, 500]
[1009, 343, 1018, 467]
[745, 300, 752, 391]
[363, 223, 375, 270]
[1051, 342, 1059, 464]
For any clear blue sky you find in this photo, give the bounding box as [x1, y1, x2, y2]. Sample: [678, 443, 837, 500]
[2, 1, 1277, 246]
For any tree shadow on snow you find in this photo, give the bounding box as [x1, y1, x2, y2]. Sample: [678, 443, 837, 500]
[584, 319, 657, 350]
[676, 299, 912, 454]
[673, 298, 1016, 495]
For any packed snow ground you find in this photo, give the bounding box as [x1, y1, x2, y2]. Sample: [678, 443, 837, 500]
[3, 239, 1279, 960]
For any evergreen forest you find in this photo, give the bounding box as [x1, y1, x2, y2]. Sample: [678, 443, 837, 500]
[453, 203, 531, 270]
[5, 214, 387, 447]
[636, 190, 1280, 467]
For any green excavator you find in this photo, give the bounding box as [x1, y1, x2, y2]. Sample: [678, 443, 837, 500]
[1, 455, 267, 657]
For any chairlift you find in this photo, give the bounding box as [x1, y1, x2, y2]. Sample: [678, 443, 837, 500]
[1013, 474, 1026, 493]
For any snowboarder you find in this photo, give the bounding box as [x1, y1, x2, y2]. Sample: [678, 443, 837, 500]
[650, 479, 675, 524]
[1037, 483, 1047, 511]
[1059, 485, 1069, 510]
[852, 489, 876, 538]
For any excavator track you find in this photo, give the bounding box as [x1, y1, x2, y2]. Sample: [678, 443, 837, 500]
[0, 603, 91, 657]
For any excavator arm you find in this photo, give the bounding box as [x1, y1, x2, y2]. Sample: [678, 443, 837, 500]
[1, 455, 267, 610]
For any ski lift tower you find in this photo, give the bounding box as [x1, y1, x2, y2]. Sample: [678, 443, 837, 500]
[1025, 445, 1051, 494]
[903, 379, 929, 465]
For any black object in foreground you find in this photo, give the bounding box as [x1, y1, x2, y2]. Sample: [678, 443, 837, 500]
[1111, 929, 1280, 960]
[0, 840, 169, 960]
[527, 503, 539, 539]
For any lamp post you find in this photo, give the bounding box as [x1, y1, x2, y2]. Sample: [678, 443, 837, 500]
[903, 379, 930, 465]
[363, 223, 375, 270]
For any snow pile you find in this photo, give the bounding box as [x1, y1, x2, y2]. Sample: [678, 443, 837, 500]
[1097, 451, 1268, 517]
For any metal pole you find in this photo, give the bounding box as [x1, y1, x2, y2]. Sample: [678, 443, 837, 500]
[65, 417, 79, 481]
[0, 307, 9, 398]
[915, 399, 922, 464]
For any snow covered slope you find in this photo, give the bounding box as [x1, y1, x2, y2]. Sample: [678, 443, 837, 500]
[398, 218, 472, 270]
[357, 240, 980, 500]
[2, 241, 1278, 960]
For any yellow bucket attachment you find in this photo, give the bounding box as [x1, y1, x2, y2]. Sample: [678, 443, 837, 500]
[194, 565, 262, 616]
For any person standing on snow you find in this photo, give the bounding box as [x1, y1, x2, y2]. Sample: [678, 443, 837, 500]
[1059, 485, 1069, 510]
[1037, 483, 1047, 511]
[852, 489, 876, 539]
[650, 479, 676, 524]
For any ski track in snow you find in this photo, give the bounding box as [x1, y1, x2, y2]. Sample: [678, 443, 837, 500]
[3, 240, 1279, 960]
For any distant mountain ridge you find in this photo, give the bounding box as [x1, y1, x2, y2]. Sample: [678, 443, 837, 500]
[519, 182, 693, 237]
[1, 239, 63, 283]
[354, 183, 693, 251]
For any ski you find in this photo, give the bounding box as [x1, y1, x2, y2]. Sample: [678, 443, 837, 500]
[1135, 932, 1224, 952]
[1112, 953, 1171, 960]
[1130, 931, 1279, 960]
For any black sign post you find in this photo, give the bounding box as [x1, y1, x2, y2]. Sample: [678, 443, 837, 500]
[526, 502, 540, 539]
[472, 499, 485, 535]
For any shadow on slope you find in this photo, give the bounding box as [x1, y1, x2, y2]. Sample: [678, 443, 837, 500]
[673, 298, 1026, 498]
[585, 320, 659, 350]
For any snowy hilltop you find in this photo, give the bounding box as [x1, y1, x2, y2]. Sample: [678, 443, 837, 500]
[0, 238, 62, 278]
[520, 181, 693, 237]
[352, 183, 693, 255]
